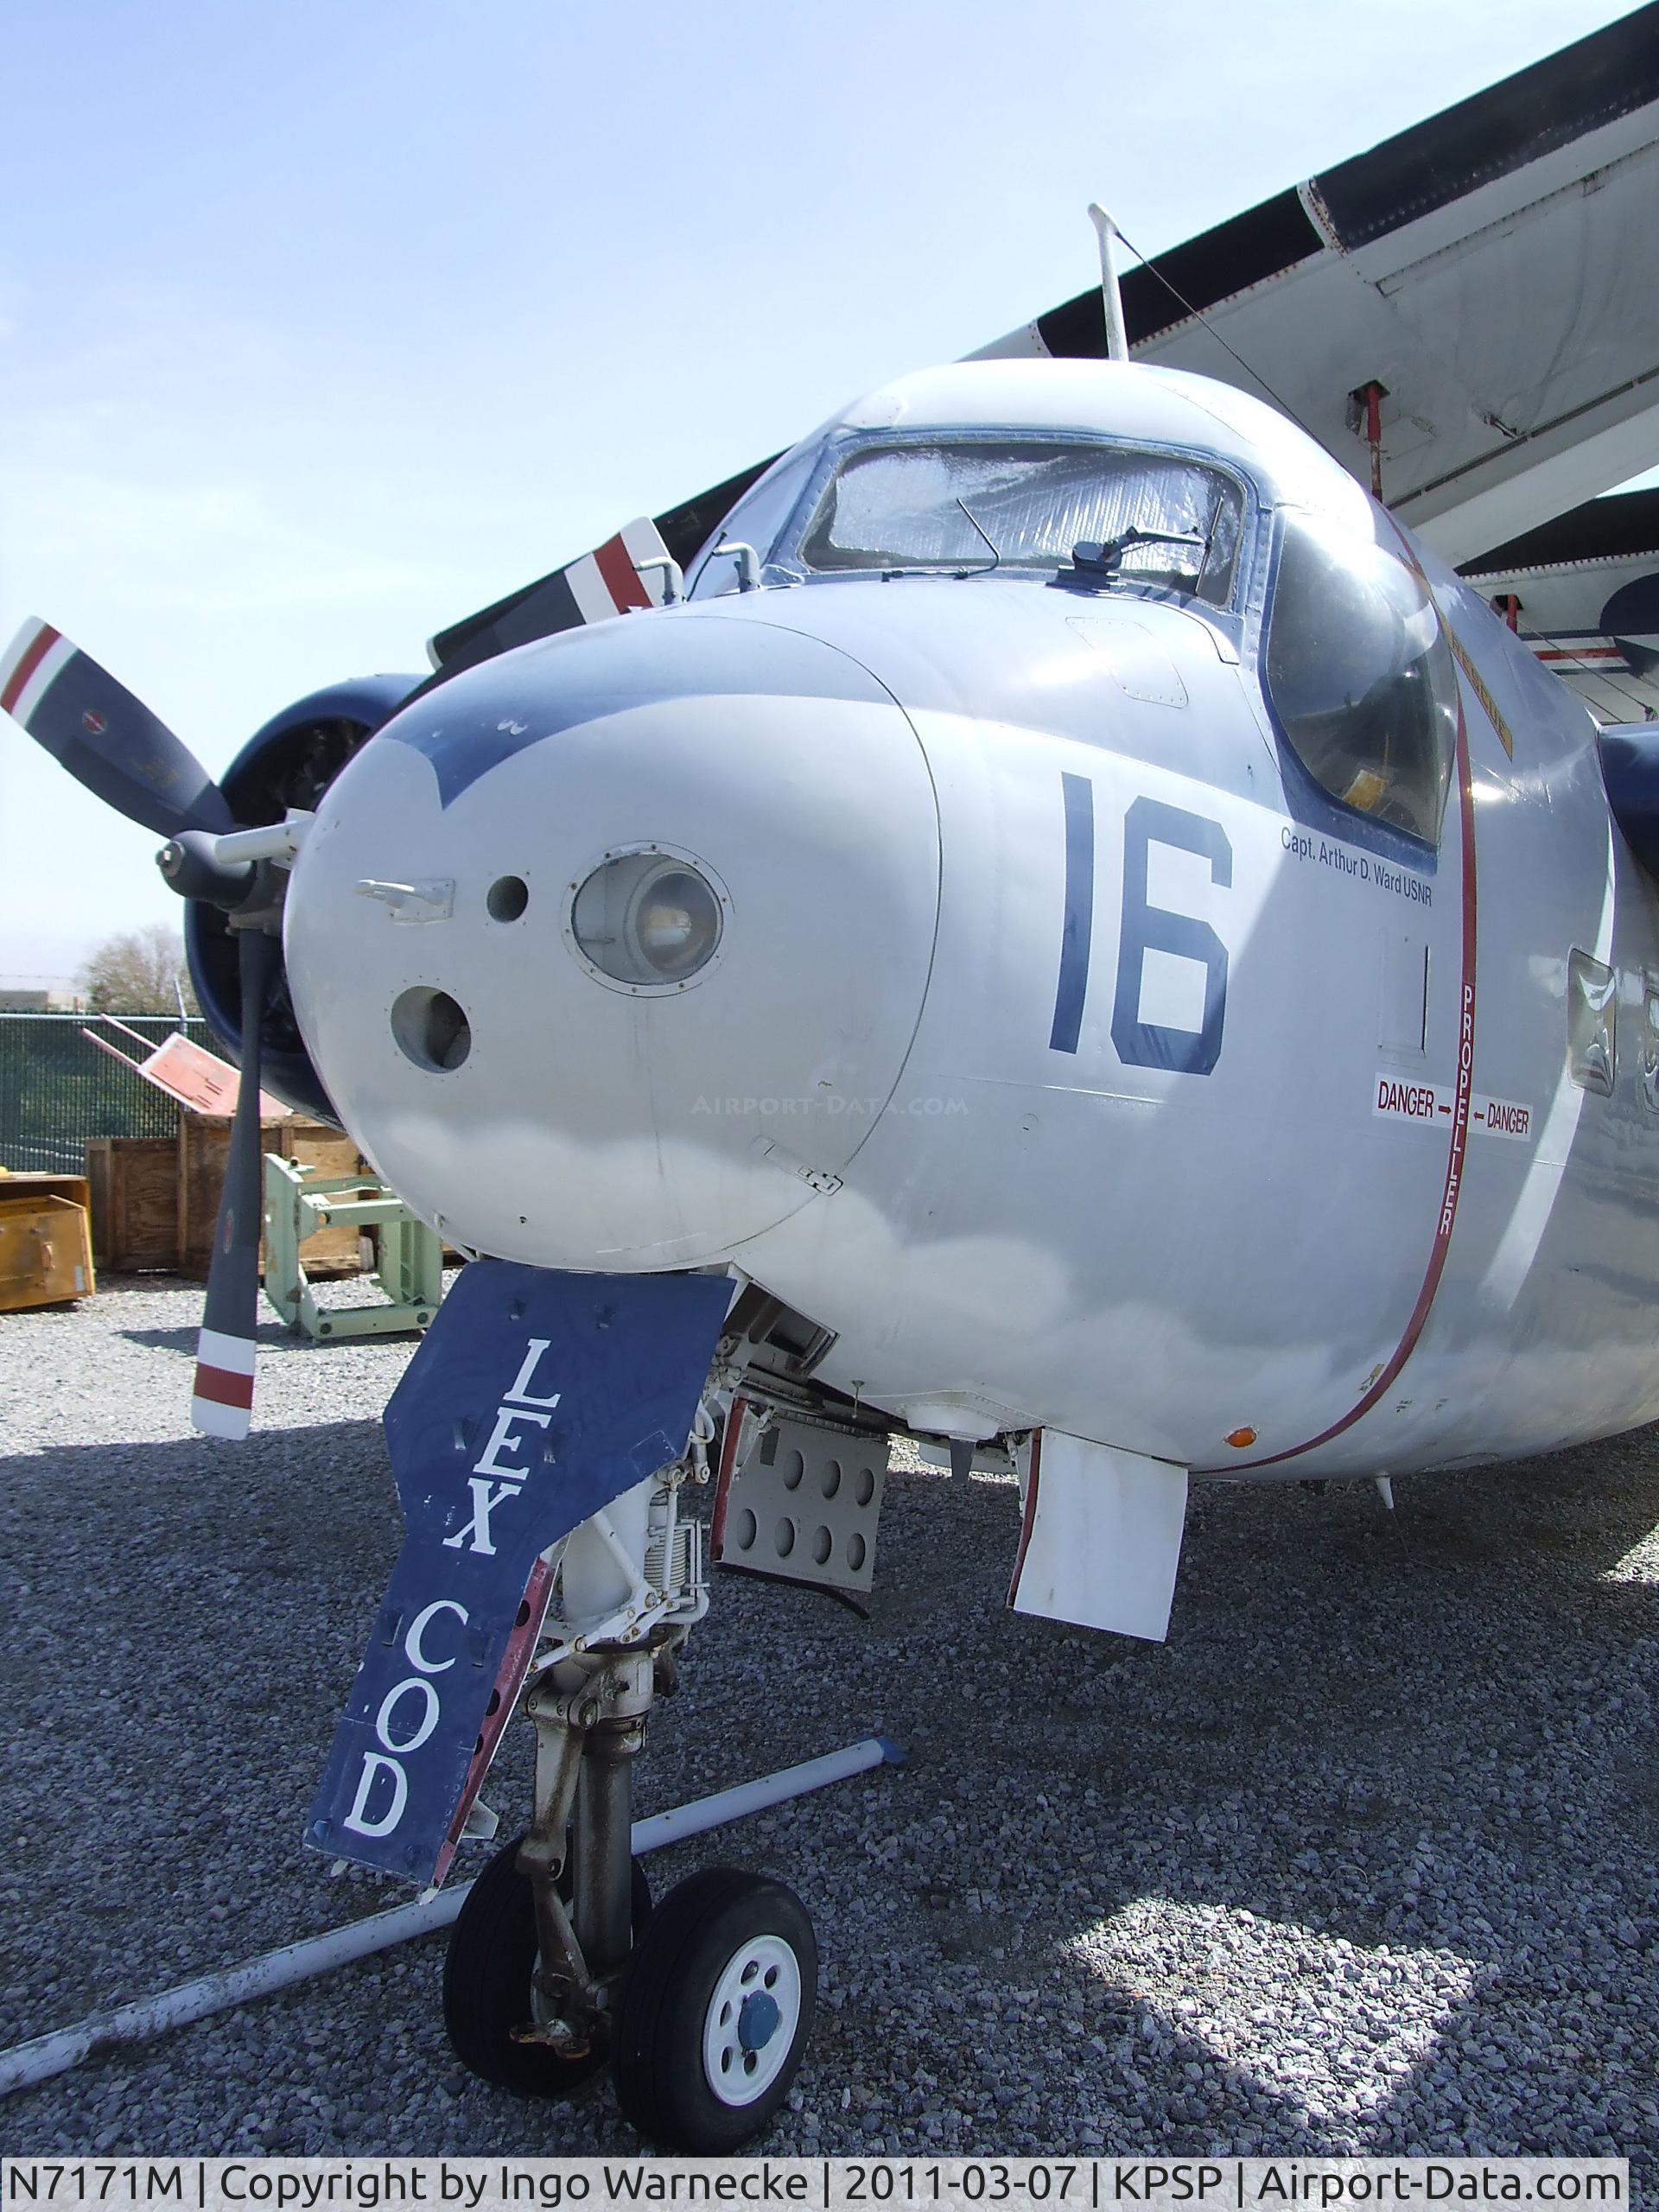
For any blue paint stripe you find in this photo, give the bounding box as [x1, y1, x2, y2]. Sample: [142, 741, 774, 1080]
[1049, 772, 1094, 1053]
[384, 614, 891, 808]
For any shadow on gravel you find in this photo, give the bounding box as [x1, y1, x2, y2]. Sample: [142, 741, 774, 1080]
[116, 1322, 299, 1357]
[0, 1418, 404, 2050]
[836, 1437, 1659, 2167]
[4, 1412, 1659, 2167]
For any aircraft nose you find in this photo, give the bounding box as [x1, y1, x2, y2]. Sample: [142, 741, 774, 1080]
[282, 612, 941, 1267]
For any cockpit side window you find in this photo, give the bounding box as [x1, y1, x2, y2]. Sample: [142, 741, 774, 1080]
[1264, 510, 1458, 849]
[686, 446, 820, 601]
[792, 438, 1243, 606]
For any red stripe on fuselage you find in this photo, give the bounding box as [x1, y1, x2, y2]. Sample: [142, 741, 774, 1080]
[1223, 589, 1479, 1473]
[1, 623, 60, 716]
[591, 533, 651, 613]
[194, 1361, 255, 1410]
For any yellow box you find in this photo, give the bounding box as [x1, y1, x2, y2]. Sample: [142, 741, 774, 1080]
[0, 1190, 96, 1311]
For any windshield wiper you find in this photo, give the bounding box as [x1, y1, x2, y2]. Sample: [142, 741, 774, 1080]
[874, 499, 1004, 580]
[952, 497, 1001, 577]
[1058, 524, 1210, 592]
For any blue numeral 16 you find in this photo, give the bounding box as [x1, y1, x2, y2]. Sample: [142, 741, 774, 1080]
[1049, 776, 1231, 1074]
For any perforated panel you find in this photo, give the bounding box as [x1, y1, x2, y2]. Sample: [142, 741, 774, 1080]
[714, 1409, 888, 1593]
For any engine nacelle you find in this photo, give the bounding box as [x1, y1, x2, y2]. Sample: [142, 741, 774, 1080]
[1598, 724, 1659, 882]
[185, 672, 423, 1122]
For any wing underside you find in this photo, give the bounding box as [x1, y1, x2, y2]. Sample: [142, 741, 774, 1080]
[969, 3, 1659, 567]
[1459, 486, 1659, 723]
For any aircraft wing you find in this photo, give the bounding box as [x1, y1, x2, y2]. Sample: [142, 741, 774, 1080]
[426, 516, 676, 677]
[967, 2, 1659, 567]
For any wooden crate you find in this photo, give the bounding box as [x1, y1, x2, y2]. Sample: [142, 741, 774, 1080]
[86, 1139, 177, 1270]
[88, 1116, 368, 1279]
[175, 1115, 285, 1277]
[0, 1171, 92, 1213]
[0, 1178, 95, 1311]
[276, 1121, 367, 1278]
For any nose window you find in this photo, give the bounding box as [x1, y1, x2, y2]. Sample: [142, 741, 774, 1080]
[391, 986, 472, 1071]
[487, 874, 529, 921]
[570, 852, 725, 989]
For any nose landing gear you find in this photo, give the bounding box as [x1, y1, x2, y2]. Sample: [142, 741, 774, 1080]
[440, 1460, 819, 2150]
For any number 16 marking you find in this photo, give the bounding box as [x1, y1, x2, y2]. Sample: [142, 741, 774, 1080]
[1049, 778, 1232, 1075]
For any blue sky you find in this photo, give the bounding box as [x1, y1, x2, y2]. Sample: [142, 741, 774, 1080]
[0, 0, 1640, 985]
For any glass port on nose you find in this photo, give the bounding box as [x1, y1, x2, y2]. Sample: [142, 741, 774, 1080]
[569, 849, 726, 989]
[391, 985, 472, 1071]
[635, 868, 718, 972]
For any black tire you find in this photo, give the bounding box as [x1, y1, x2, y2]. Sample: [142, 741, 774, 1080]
[612, 1866, 817, 2151]
[442, 1834, 652, 2097]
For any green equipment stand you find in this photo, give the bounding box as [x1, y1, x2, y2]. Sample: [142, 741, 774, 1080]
[263, 1154, 445, 1340]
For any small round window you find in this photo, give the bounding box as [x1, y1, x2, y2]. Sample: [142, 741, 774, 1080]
[1264, 511, 1458, 846]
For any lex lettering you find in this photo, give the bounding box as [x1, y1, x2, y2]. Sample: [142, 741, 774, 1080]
[442, 1338, 563, 1557]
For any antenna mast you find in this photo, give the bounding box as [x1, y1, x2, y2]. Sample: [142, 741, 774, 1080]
[1087, 203, 1129, 363]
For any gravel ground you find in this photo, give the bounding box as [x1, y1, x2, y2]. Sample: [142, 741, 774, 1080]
[3, 1274, 1659, 2171]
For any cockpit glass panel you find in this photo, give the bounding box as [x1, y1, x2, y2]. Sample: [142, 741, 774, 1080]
[1265, 510, 1459, 848]
[795, 439, 1243, 604]
[686, 444, 819, 600]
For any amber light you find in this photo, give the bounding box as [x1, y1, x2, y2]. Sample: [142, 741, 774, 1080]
[1225, 1427, 1257, 1449]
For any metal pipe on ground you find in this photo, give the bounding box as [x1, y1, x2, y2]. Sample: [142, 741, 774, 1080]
[0, 1735, 904, 2101]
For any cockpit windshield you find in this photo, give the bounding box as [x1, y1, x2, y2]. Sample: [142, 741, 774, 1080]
[793, 438, 1243, 605]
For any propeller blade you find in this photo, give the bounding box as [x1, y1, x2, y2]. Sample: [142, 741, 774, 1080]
[190, 927, 278, 1440]
[0, 617, 236, 841]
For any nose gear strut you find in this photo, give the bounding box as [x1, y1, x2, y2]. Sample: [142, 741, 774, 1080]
[516, 1643, 660, 2058]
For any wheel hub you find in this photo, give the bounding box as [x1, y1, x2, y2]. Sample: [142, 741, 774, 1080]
[702, 1933, 802, 2107]
[738, 1990, 782, 2052]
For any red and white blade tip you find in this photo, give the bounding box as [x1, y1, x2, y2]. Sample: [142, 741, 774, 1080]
[192, 1326, 255, 1440]
[0, 618, 75, 729]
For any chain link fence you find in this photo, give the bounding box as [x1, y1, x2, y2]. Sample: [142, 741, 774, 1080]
[0, 1014, 212, 1173]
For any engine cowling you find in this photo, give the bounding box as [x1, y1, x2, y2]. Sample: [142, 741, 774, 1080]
[185, 672, 423, 1122]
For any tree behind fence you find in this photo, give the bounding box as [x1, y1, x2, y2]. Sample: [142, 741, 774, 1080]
[0, 1014, 212, 1173]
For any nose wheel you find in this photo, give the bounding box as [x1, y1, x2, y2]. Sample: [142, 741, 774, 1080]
[442, 1844, 817, 2147]
[613, 1866, 817, 2151]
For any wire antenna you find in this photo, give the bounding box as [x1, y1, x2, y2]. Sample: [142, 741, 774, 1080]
[954, 496, 1001, 575]
[1109, 214, 1319, 443]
